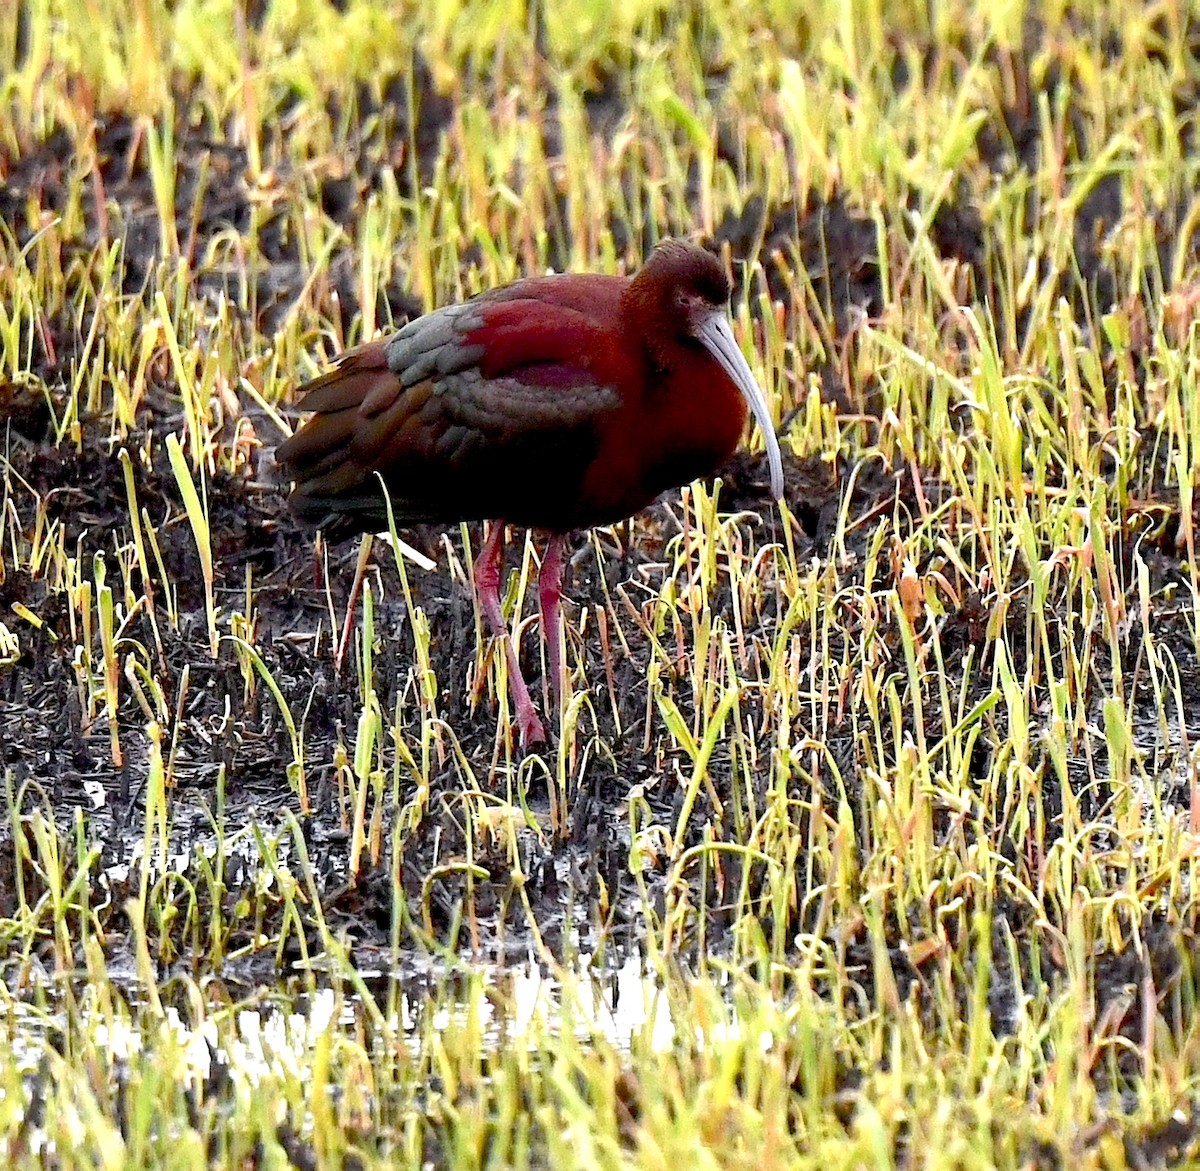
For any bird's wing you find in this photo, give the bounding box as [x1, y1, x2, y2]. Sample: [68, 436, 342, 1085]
[276, 294, 625, 531]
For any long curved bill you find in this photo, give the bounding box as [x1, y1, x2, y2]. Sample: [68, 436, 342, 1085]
[695, 311, 785, 500]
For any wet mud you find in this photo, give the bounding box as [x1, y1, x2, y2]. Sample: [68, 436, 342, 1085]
[3, 27, 1200, 1155]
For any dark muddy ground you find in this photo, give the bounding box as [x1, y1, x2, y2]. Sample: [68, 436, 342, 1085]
[4, 34, 1200, 1160]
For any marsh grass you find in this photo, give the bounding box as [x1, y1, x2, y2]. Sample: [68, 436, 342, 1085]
[3, 0, 1200, 1166]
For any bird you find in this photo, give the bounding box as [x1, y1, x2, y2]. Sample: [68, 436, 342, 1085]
[276, 239, 785, 748]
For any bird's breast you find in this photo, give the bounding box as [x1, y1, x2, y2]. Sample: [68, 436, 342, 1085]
[568, 372, 746, 529]
[637, 352, 749, 491]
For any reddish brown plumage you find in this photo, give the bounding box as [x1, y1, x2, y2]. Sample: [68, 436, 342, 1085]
[277, 240, 783, 747]
[276, 240, 782, 537]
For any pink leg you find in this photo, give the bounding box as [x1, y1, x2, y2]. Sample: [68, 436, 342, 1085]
[539, 534, 568, 719]
[474, 522, 546, 748]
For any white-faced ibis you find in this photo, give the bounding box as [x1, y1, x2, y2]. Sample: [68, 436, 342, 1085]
[277, 240, 784, 746]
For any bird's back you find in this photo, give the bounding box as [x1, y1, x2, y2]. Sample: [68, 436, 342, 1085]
[276, 276, 638, 536]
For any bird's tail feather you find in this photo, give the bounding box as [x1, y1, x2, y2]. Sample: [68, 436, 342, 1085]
[275, 340, 403, 538]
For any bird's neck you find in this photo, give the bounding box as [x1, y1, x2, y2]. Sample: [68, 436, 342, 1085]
[640, 344, 748, 494]
[618, 282, 747, 492]
[620, 279, 672, 372]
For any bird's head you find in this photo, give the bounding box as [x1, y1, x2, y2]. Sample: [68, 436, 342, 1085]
[627, 240, 784, 500]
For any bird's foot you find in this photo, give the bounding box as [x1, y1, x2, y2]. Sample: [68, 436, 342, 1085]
[516, 704, 547, 749]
